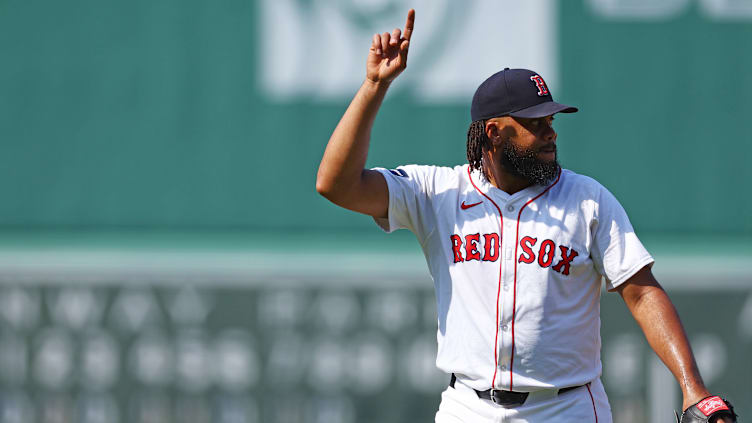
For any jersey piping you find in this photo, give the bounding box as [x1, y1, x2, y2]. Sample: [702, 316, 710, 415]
[586, 383, 599, 422]
[466, 166, 505, 391]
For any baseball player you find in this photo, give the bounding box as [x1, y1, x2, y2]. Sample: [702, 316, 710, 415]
[316, 9, 737, 423]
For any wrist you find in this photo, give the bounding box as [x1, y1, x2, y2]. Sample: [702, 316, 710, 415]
[363, 78, 392, 92]
[682, 389, 711, 410]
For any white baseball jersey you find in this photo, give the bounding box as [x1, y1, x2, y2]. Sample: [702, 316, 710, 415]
[373, 164, 653, 392]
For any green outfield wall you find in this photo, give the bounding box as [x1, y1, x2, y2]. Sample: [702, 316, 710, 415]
[1, 0, 750, 233]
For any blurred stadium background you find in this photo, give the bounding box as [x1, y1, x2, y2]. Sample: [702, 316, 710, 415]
[1, 0, 750, 422]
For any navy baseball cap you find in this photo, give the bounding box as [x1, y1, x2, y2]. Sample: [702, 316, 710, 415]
[471, 68, 578, 121]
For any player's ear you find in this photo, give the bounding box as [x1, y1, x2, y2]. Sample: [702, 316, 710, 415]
[485, 120, 501, 146]
[485, 118, 515, 147]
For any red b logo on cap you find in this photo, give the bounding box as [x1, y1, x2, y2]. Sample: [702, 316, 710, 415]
[530, 75, 549, 96]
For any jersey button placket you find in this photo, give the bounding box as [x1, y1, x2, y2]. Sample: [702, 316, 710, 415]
[498, 215, 516, 388]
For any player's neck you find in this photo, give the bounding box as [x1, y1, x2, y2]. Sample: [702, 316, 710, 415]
[484, 164, 532, 195]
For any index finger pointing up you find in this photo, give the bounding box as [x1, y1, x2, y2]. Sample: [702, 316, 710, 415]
[403, 9, 415, 41]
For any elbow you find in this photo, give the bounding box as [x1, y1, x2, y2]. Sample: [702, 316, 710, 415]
[316, 174, 351, 207]
[315, 178, 330, 198]
[316, 167, 362, 205]
[315, 172, 336, 200]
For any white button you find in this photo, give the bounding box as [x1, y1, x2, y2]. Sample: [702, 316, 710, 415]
[500, 365, 507, 371]
[503, 284, 510, 291]
[501, 324, 508, 331]
[506, 205, 514, 212]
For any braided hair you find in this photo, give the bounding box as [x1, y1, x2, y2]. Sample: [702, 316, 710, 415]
[466, 119, 488, 178]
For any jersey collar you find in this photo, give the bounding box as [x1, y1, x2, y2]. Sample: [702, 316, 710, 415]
[468, 165, 562, 204]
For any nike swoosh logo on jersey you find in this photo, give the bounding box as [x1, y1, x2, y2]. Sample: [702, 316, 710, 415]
[460, 201, 482, 210]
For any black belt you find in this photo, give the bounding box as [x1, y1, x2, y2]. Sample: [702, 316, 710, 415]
[449, 373, 586, 407]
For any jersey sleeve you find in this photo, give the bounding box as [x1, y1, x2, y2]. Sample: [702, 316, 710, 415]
[590, 185, 654, 291]
[371, 165, 436, 242]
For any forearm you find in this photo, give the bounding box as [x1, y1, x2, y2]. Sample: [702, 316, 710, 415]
[316, 79, 390, 200]
[627, 283, 709, 408]
[316, 9, 412, 217]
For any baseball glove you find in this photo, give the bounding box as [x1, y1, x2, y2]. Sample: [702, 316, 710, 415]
[675, 396, 737, 423]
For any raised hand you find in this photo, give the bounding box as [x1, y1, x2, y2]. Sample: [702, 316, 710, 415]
[366, 9, 415, 84]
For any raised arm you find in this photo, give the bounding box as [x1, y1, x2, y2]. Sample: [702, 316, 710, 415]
[316, 9, 415, 218]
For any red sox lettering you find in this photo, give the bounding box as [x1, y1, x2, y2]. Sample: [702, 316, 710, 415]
[450, 233, 579, 275]
[449, 233, 501, 262]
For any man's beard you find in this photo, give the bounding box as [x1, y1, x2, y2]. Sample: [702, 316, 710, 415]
[499, 140, 560, 186]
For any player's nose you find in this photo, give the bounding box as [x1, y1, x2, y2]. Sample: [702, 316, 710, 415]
[543, 126, 556, 143]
